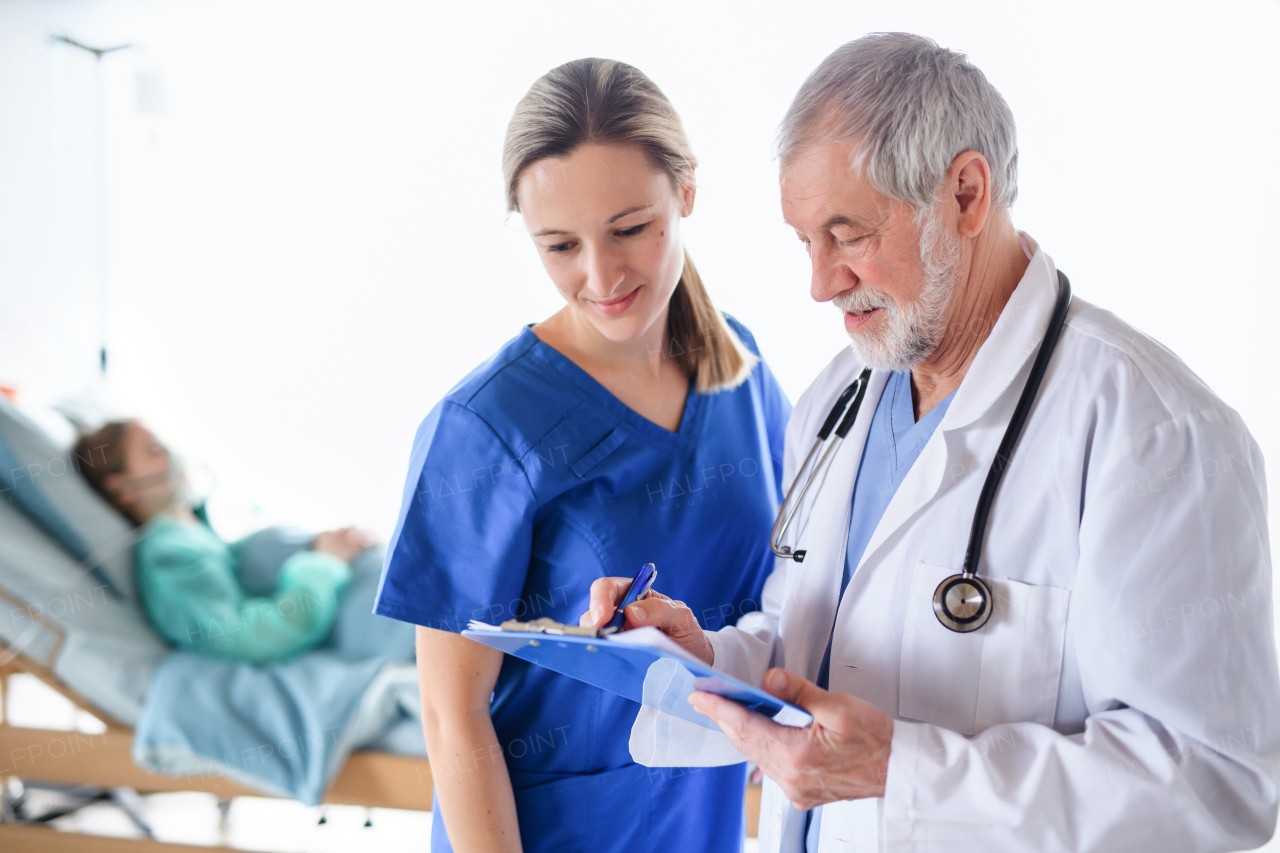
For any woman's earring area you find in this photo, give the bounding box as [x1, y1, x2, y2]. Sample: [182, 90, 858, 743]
[932, 573, 992, 633]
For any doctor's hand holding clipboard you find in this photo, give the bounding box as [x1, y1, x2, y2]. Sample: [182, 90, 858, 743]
[582, 577, 895, 808]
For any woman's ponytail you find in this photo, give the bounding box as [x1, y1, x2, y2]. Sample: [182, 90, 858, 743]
[666, 250, 757, 391]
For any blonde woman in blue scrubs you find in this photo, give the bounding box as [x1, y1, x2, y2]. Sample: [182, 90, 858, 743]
[375, 59, 790, 852]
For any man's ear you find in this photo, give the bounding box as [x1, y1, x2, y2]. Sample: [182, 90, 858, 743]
[950, 150, 992, 238]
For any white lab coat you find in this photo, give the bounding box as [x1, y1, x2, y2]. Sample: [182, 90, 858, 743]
[630, 236, 1280, 852]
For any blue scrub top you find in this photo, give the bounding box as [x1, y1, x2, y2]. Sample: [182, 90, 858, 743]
[842, 371, 956, 599]
[376, 318, 790, 853]
[808, 369, 955, 850]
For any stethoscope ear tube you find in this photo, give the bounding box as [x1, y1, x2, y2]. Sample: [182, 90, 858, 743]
[833, 377, 870, 439]
[934, 271, 1072, 633]
[770, 368, 872, 562]
[818, 380, 861, 441]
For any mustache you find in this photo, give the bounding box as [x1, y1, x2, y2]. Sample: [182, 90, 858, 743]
[832, 288, 895, 315]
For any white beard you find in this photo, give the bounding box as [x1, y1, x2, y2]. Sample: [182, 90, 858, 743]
[833, 207, 963, 371]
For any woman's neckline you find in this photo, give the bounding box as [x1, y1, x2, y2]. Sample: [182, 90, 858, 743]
[520, 325, 703, 443]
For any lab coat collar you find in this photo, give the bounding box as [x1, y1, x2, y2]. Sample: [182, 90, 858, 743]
[941, 232, 1059, 432]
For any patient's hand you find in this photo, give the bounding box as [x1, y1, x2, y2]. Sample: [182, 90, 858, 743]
[313, 527, 374, 562]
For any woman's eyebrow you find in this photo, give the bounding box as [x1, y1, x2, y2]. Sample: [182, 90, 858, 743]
[532, 205, 649, 237]
[607, 205, 647, 224]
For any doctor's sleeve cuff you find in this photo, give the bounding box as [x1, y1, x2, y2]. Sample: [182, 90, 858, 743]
[880, 721, 1031, 850]
[705, 627, 729, 672]
[882, 719, 925, 847]
[704, 616, 778, 687]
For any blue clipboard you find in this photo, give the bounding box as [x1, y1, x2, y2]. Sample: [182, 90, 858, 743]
[462, 624, 812, 730]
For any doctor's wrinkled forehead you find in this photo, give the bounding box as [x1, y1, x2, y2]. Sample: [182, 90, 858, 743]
[776, 32, 1020, 216]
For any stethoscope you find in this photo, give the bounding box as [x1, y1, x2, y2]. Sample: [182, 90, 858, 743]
[771, 271, 1072, 633]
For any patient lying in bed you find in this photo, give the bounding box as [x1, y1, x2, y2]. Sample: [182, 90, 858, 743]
[73, 419, 398, 664]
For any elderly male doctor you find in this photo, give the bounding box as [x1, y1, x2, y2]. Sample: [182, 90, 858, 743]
[584, 33, 1280, 852]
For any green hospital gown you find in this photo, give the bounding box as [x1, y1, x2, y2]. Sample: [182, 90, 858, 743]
[136, 515, 352, 663]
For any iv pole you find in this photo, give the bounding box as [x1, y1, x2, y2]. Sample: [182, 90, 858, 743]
[51, 35, 132, 378]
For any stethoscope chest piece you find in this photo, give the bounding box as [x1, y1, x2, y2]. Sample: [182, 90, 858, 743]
[932, 573, 992, 633]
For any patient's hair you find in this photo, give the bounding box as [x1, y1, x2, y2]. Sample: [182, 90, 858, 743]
[74, 420, 135, 517]
[503, 58, 757, 393]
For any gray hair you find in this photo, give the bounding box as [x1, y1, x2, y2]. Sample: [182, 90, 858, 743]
[778, 33, 1019, 212]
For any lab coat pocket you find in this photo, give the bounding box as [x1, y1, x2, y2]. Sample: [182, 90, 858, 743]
[899, 561, 1069, 735]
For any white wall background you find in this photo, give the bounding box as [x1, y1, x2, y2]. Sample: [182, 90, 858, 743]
[1, 0, 1278, 545]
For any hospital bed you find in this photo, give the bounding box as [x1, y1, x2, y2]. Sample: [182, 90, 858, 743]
[0, 635, 432, 851]
[0, 394, 760, 849]
[0, 395, 434, 850]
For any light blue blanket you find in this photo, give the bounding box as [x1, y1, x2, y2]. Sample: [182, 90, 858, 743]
[132, 535, 423, 805]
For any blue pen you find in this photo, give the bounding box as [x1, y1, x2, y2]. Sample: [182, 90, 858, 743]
[604, 562, 658, 634]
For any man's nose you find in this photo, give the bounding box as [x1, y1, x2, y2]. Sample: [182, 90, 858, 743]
[809, 243, 849, 303]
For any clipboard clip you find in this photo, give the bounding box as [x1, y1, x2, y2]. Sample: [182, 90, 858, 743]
[500, 617, 616, 638]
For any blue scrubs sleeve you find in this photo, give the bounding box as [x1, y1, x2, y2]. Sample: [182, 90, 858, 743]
[757, 358, 791, 500]
[375, 401, 536, 633]
[724, 313, 792, 500]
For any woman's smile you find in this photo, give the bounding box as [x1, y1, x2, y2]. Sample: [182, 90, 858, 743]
[590, 286, 640, 316]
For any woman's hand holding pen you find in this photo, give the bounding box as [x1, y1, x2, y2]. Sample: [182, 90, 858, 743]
[580, 578, 893, 808]
[580, 577, 715, 666]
